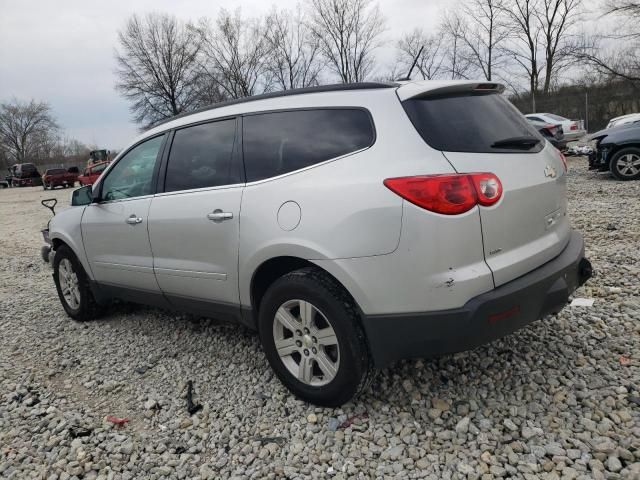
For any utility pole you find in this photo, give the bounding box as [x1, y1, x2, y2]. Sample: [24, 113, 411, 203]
[531, 90, 536, 112]
[585, 90, 589, 132]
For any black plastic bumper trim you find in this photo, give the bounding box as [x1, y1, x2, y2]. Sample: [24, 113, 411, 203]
[363, 231, 590, 367]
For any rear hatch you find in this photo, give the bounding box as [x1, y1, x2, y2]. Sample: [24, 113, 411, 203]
[399, 82, 570, 286]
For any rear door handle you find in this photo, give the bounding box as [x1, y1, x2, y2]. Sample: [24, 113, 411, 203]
[207, 210, 233, 222]
[125, 214, 143, 225]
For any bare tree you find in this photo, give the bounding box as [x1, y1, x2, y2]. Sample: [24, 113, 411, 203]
[503, 0, 543, 100]
[194, 9, 272, 99]
[0, 99, 58, 163]
[440, 12, 474, 80]
[307, 0, 385, 83]
[503, 0, 582, 101]
[538, 0, 583, 93]
[115, 13, 203, 128]
[458, 0, 510, 81]
[578, 1, 640, 82]
[395, 29, 446, 80]
[265, 6, 323, 90]
[604, 0, 640, 25]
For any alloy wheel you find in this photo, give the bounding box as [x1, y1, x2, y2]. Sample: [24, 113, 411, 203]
[272, 299, 340, 386]
[58, 258, 81, 309]
[616, 153, 640, 177]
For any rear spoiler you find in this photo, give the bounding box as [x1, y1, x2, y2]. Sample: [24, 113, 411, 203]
[396, 80, 505, 101]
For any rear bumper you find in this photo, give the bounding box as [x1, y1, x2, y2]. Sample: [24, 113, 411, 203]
[363, 231, 591, 367]
[564, 130, 587, 141]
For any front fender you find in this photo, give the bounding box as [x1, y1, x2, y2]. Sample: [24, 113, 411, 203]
[49, 206, 93, 279]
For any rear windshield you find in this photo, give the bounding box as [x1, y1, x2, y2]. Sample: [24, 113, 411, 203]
[402, 93, 543, 153]
[546, 113, 568, 122]
[46, 169, 66, 175]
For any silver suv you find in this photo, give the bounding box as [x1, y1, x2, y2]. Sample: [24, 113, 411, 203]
[42, 81, 592, 406]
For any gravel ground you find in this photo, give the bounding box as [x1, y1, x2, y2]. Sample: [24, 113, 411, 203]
[0, 158, 639, 480]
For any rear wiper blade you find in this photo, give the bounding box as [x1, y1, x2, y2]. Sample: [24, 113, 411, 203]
[491, 136, 541, 149]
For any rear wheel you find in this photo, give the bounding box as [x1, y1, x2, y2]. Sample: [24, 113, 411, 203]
[610, 148, 640, 180]
[42, 182, 48, 190]
[258, 267, 372, 407]
[53, 245, 101, 321]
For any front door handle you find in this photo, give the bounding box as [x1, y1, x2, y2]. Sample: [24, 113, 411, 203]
[125, 214, 143, 225]
[207, 209, 233, 222]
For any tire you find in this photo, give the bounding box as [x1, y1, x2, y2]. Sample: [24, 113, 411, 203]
[43, 182, 48, 190]
[53, 245, 101, 321]
[609, 147, 640, 181]
[258, 267, 372, 407]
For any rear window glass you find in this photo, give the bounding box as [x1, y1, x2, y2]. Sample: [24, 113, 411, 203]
[46, 169, 66, 175]
[403, 93, 543, 153]
[243, 109, 374, 182]
[164, 119, 239, 192]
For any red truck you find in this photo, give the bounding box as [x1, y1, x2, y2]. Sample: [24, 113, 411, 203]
[42, 167, 79, 190]
[78, 161, 109, 186]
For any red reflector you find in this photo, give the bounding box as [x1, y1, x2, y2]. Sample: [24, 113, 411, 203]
[475, 83, 498, 90]
[558, 151, 567, 172]
[488, 305, 520, 324]
[384, 173, 502, 215]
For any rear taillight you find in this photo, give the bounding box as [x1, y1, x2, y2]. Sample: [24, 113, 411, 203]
[570, 123, 577, 130]
[384, 173, 502, 215]
[558, 151, 568, 172]
[470, 173, 503, 206]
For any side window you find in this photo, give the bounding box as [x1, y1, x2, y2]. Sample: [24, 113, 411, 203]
[243, 109, 374, 182]
[528, 116, 543, 122]
[101, 135, 164, 201]
[164, 119, 238, 193]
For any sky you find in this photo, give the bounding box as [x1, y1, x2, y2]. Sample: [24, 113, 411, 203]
[0, 0, 447, 150]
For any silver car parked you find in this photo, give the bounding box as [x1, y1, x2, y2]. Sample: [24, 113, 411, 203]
[43, 81, 592, 406]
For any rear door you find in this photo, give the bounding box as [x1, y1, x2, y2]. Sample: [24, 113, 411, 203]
[401, 86, 570, 286]
[147, 117, 243, 317]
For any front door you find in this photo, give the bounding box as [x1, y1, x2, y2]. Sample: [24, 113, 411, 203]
[147, 118, 243, 315]
[82, 134, 165, 292]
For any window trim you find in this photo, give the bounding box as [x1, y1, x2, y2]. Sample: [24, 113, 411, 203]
[240, 106, 376, 184]
[156, 115, 243, 195]
[95, 132, 168, 204]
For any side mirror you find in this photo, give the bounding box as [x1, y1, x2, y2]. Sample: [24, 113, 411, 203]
[71, 185, 94, 206]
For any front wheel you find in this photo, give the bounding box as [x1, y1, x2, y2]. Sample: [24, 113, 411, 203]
[53, 245, 101, 321]
[258, 267, 372, 407]
[610, 148, 640, 180]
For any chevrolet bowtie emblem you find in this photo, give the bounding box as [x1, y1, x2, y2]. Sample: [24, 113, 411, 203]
[544, 165, 557, 178]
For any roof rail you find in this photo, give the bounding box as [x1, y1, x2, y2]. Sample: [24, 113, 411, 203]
[148, 82, 398, 130]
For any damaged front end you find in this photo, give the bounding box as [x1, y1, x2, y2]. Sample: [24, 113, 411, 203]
[587, 131, 610, 171]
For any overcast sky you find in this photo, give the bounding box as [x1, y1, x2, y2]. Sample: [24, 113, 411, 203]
[0, 0, 448, 149]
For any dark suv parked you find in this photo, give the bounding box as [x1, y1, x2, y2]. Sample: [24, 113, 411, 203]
[589, 124, 640, 180]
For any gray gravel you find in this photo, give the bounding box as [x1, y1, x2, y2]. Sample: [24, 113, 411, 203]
[1, 158, 639, 480]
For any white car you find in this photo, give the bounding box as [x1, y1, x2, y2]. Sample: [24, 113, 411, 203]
[525, 113, 586, 141]
[606, 113, 640, 129]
